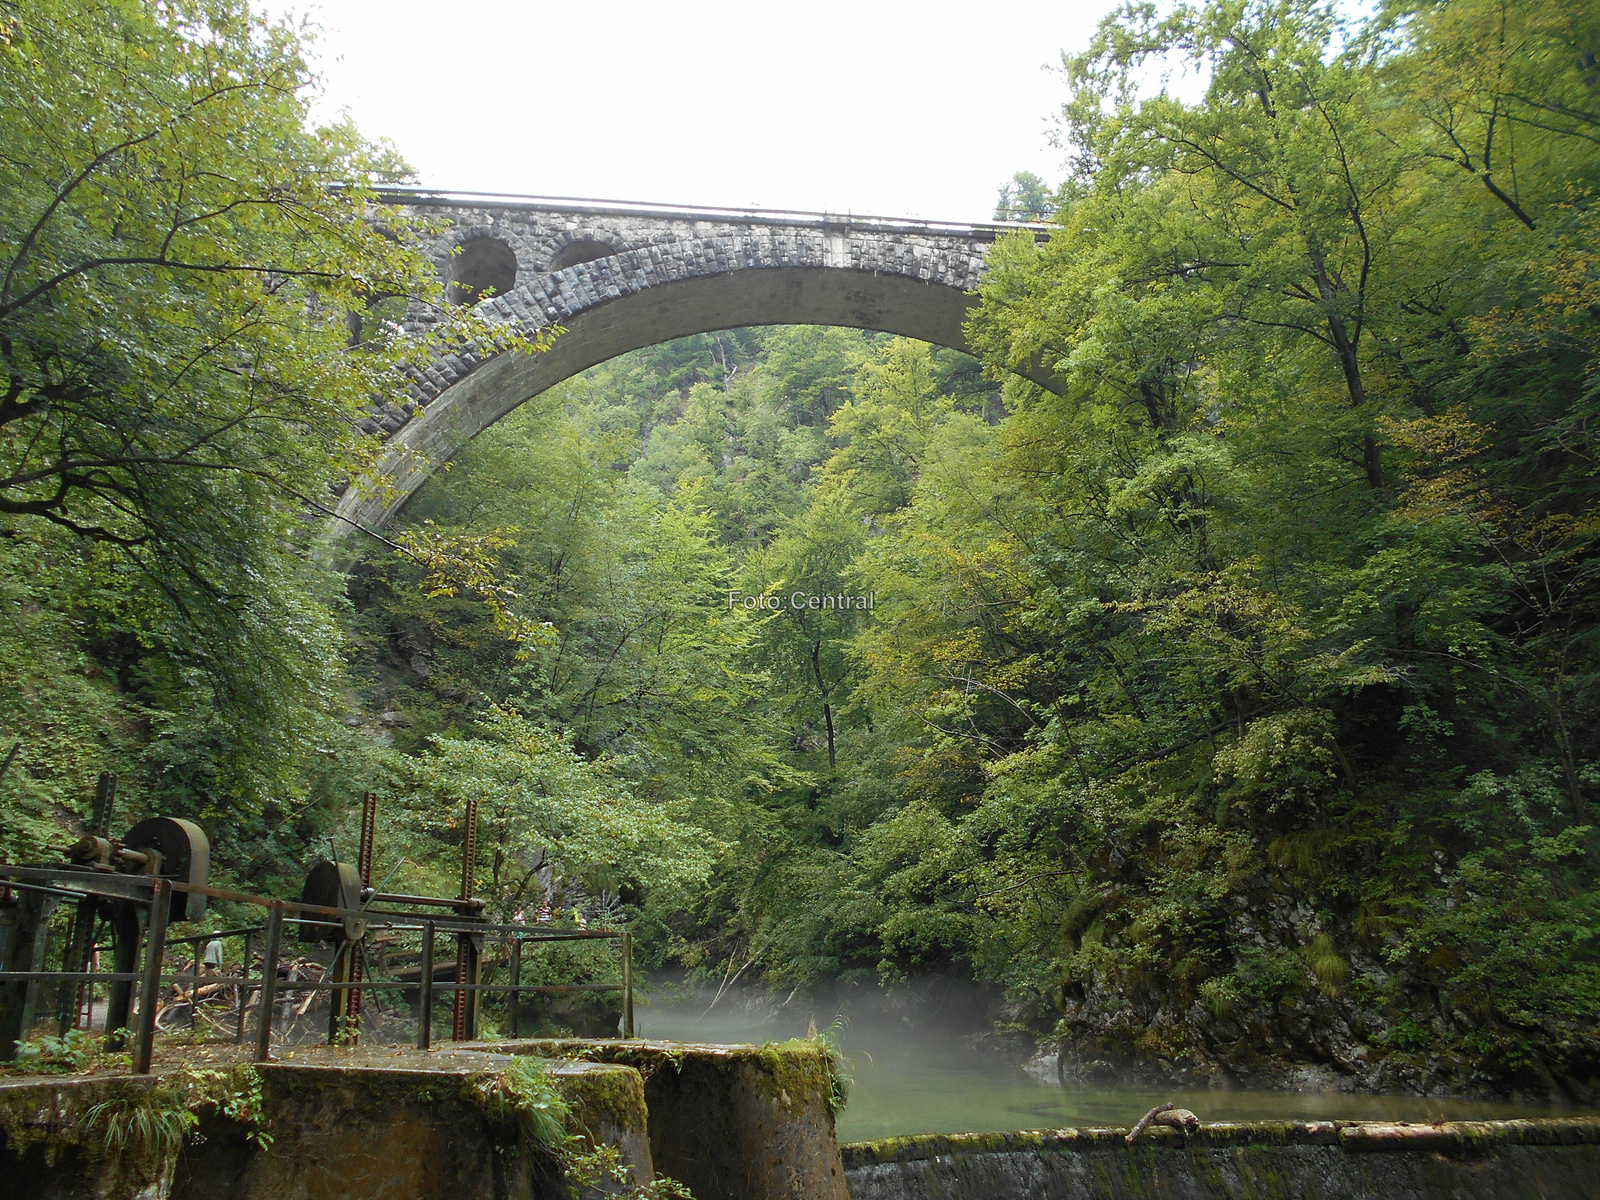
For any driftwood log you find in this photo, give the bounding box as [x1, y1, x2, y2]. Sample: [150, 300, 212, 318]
[1126, 1103, 1201, 1143]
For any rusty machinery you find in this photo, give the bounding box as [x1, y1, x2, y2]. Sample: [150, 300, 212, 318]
[0, 773, 210, 1059]
[294, 790, 488, 1045]
[297, 858, 366, 1042]
[2, 780, 630, 1070]
[454, 789, 482, 1041]
[348, 790, 377, 1029]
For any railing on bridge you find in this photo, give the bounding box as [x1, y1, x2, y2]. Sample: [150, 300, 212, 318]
[366, 183, 1053, 238]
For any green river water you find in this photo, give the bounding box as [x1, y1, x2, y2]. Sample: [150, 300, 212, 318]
[634, 985, 1593, 1142]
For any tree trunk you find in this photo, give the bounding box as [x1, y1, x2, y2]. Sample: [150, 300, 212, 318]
[1306, 252, 1383, 489]
[811, 640, 839, 767]
[1362, 434, 1384, 490]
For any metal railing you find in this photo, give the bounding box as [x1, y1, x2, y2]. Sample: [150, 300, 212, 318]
[0, 865, 634, 1073]
[363, 183, 1055, 237]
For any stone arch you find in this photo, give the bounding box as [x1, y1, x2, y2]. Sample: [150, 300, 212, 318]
[333, 247, 1057, 539]
[549, 238, 616, 271]
[444, 236, 518, 306]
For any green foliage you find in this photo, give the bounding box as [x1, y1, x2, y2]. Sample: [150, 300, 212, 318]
[1301, 933, 1349, 997]
[391, 524, 560, 653]
[0, 0, 541, 874]
[360, 0, 1593, 1091]
[472, 1057, 573, 1155]
[0, 529, 137, 860]
[81, 1085, 196, 1176]
[471, 1059, 696, 1199]
[994, 171, 1056, 222]
[8, 1030, 122, 1076]
[3, 0, 421, 563]
[178, 1065, 273, 1150]
[1383, 1019, 1436, 1054]
[893, 0, 1600, 1087]
[808, 1017, 854, 1115]
[4, 0, 1599, 1101]
[406, 705, 716, 913]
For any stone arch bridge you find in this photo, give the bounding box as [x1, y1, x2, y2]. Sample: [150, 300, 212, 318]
[334, 188, 1052, 535]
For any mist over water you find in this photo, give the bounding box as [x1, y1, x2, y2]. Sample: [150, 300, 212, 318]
[634, 975, 1593, 1141]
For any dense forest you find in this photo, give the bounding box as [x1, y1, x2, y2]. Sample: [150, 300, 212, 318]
[2, 0, 1598, 1098]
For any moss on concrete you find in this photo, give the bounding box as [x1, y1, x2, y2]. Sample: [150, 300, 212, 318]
[494, 1036, 840, 1105]
[492, 1038, 848, 1200]
[839, 1117, 1600, 1168]
[556, 1061, 648, 1140]
[0, 1074, 179, 1198]
[840, 1118, 1600, 1200]
[0, 1074, 140, 1163]
[758, 1039, 845, 1115]
[1, 1053, 657, 1200]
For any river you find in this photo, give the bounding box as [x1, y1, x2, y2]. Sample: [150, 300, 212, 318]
[632, 978, 1592, 1141]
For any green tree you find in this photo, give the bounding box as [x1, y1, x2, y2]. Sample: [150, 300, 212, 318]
[0, 0, 524, 853]
[407, 706, 716, 919]
[994, 171, 1057, 222]
[939, 0, 1600, 1085]
[749, 493, 867, 768]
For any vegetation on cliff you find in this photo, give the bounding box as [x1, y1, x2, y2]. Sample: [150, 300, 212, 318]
[1, 0, 1597, 1096]
[348, 0, 1600, 1094]
[0, 0, 535, 871]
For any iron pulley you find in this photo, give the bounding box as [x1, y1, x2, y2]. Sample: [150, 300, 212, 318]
[299, 860, 366, 942]
[122, 817, 210, 922]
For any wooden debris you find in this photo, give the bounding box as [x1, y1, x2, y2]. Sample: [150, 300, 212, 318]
[1125, 1103, 1201, 1142]
[1153, 1107, 1200, 1132]
[1127, 1103, 1174, 1143]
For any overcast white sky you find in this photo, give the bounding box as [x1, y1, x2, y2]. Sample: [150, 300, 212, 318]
[299, 0, 1119, 223]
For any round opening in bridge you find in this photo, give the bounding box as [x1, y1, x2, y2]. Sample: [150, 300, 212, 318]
[548, 239, 615, 271]
[445, 236, 518, 306]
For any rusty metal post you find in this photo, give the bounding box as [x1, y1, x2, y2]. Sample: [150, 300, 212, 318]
[235, 930, 252, 1043]
[452, 791, 479, 1041]
[133, 880, 170, 1074]
[507, 937, 521, 1038]
[91, 772, 116, 837]
[57, 906, 95, 1035]
[60, 774, 115, 1036]
[254, 902, 283, 1063]
[344, 940, 363, 1037]
[327, 941, 353, 1045]
[356, 791, 378, 886]
[103, 901, 141, 1046]
[457, 932, 482, 1041]
[417, 920, 435, 1051]
[190, 937, 202, 1030]
[621, 931, 635, 1038]
[348, 791, 377, 1036]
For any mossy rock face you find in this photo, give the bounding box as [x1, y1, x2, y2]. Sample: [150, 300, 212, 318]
[497, 1039, 850, 1200]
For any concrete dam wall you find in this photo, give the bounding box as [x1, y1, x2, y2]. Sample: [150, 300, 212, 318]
[4, 1039, 1598, 1199]
[841, 1120, 1600, 1200]
[0, 1039, 848, 1200]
